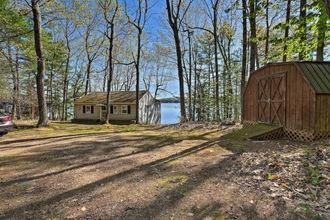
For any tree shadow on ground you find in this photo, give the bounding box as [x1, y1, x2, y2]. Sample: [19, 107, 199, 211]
[0, 132, 188, 187]
[1, 137, 215, 219]
[1, 129, 324, 220]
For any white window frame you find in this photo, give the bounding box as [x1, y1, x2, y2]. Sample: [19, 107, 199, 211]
[85, 105, 91, 114]
[113, 105, 118, 114]
[121, 105, 128, 114]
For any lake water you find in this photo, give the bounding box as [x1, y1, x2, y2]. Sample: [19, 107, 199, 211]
[161, 103, 180, 124]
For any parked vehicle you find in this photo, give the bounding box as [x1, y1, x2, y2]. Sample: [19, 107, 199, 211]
[0, 113, 14, 134]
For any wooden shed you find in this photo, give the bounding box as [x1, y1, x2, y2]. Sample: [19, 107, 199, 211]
[243, 61, 330, 141]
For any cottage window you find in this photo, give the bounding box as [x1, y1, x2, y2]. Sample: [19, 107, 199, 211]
[110, 105, 118, 114]
[121, 105, 128, 114]
[83, 105, 93, 114]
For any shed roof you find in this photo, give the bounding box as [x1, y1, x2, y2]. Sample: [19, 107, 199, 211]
[296, 62, 330, 94]
[74, 90, 148, 104]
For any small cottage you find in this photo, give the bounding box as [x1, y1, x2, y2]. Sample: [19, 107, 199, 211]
[243, 61, 330, 141]
[73, 90, 161, 124]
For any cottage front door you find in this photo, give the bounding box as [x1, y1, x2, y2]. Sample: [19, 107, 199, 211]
[257, 73, 286, 126]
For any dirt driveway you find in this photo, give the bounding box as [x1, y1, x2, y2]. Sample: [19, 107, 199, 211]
[0, 122, 329, 220]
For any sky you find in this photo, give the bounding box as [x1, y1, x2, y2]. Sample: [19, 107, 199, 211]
[124, 0, 182, 99]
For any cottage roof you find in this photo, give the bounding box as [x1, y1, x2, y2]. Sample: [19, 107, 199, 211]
[74, 90, 148, 104]
[296, 62, 330, 94]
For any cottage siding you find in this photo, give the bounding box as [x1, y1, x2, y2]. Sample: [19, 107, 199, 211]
[110, 104, 136, 121]
[139, 92, 161, 124]
[104, 104, 134, 120]
[74, 104, 101, 120]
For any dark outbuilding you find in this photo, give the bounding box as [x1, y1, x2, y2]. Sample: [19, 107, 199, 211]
[243, 61, 330, 141]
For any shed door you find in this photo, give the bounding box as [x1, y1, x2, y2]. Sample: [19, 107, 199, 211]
[257, 73, 286, 126]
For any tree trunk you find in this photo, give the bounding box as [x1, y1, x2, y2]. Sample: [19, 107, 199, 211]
[105, 25, 115, 124]
[6, 39, 18, 119]
[165, 0, 187, 122]
[184, 30, 193, 121]
[213, 0, 220, 121]
[249, 0, 257, 72]
[85, 61, 91, 95]
[283, 0, 291, 62]
[316, 1, 326, 61]
[265, 0, 269, 60]
[192, 46, 197, 121]
[132, 0, 147, 124]
[14, 49, 20, 119]
[316, 26, 325, 61]
[32, 0, 48, 127]
[135, 27, 142, 124]
[102, 0, 118, 124]
[61, 28, 71, 121]
[174, 30, 187, 122]
[324, 0, 330, 19]
[299, 0, 307, 60]
[241, 0, 247, 122]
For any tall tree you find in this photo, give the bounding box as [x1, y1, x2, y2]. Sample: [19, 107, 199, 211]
[199, 0, 221, 121]
[165, 0, 192, 122]
[249, 0, 257, 72]
[99, 0, 119, 124]
[52, 0, 78, 121]
[183, 29, 193, 121]
[241, 0, 247, 122]
[315, 0, 327, 61]
[125, 0, 150, 124]
[29, 0, 48, 127]
[212, 0, 220, 121]
[298, 0, 307, 60]
[283, 0, 291, 62]
[218, 22, 236, 120]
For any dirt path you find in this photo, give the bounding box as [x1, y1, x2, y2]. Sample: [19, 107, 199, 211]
[0, 123, 329, 219]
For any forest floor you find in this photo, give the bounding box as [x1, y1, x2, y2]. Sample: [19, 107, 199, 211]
[0, 121, 329, 220]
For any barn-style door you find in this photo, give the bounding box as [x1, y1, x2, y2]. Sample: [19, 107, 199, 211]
[257, 73, 286, 126]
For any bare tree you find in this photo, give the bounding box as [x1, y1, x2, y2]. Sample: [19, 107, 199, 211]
[61, 19, 76, 121]
[99, 0, 119, 124]
[125, 0, 150, 124]
[80, 22, 105, 95]
[166, 0, 192, 122]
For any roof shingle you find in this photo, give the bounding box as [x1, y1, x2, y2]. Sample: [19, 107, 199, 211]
[74, 91, 148, 104]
